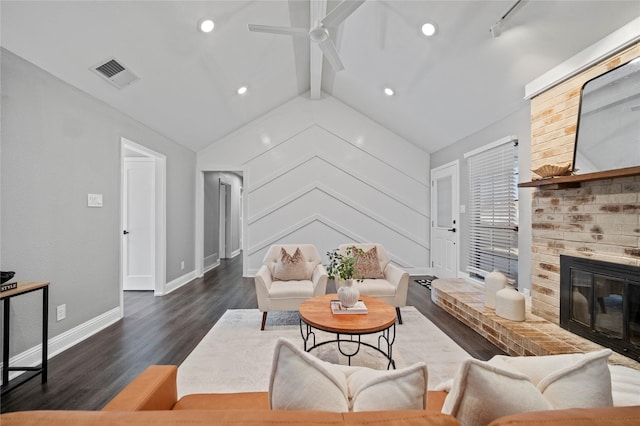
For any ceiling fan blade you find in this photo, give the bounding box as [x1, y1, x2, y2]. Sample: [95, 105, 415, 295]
[318, 38, 344, 72]
[321, 0, 365, 27]
[247, 24, 308, 36]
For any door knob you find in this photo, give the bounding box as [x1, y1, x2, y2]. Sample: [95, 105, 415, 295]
[447, 228, 456, 233]
[123, 230, 129, 235]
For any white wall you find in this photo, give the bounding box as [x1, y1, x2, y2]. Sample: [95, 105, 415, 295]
[197, 95, 430, 276]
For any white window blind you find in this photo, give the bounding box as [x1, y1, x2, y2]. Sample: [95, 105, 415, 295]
[467, 138, 519, 281]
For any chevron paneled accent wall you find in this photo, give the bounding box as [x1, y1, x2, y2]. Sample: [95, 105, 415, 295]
[197, 95, 430, 276]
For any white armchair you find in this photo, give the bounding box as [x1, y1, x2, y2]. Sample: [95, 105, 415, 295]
[337, 243, 409, 324]
[254, 244, 328, 330]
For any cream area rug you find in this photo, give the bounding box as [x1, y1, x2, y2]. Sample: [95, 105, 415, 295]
[177, 307, 472, 398]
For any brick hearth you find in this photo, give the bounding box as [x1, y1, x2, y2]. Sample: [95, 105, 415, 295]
[431, 278, 640, 370]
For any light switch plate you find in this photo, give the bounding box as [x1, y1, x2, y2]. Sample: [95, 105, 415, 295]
[88, 193, 103, 207]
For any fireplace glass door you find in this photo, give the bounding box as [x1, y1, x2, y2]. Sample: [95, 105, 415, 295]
[561, 255, 640, 362]
[570, 270, 591, 327]
[630, 283, 640, 348]
[570, 270, 628, 340]
[593, 275, 624, 339]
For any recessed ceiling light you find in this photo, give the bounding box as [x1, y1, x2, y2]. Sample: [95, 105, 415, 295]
[237, 86, 248, 95]
[384, 87, 394, 96]
[421, 22, 437, 37]
[198, 19, 215, 33]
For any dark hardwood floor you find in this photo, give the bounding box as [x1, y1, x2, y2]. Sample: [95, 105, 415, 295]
[0, 255, 504, 413]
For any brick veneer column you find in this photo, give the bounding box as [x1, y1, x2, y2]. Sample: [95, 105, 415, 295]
[529, 42, 640, 323]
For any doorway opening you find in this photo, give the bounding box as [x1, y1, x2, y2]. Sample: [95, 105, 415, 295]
[199, 171, 244, 276]
[120, 138, 166, 310]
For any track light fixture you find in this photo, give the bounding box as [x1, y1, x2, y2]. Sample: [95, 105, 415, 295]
[490, 0, 527, 38]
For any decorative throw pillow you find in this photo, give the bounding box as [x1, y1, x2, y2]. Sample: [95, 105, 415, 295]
[269, 338, 429, 412]
[488, 349, 613, 409]
[352, 246, 385, 279]
[609, 364, 640, 406]
[442, 358, 552, 426]
[346, 362, 428, 412]
[273, 247, 310, 281]
[269, 338, 349, 412]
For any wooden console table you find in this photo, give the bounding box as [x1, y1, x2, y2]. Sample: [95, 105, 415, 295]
[1, 281, 49, 394]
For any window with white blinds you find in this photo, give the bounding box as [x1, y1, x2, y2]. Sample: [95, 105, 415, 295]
[466, 137, 519, 281]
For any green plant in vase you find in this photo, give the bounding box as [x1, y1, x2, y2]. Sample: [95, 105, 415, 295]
[326, 246, 364, 308]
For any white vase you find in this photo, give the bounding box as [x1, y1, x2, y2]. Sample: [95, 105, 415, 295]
[495, 285, 526, 321]
[484, 270, 507, 309]
[337, 279, 360, 308]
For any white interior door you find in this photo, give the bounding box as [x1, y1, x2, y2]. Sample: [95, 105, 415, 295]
[431, 161, 459, 279]
[123, 158, 155, 290]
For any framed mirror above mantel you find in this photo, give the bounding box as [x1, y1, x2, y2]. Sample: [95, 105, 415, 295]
[572, 58, 640, 176]
[521, 20, 640, 191]
[521, 30, 640, 190]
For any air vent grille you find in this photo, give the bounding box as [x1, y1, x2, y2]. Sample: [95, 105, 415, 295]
[90, 57, 139, 89]
[95, 59, 125, 78]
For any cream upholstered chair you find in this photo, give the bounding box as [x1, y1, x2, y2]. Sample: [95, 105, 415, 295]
[337, 243, 409, 324]
[254, 244, 328, 330]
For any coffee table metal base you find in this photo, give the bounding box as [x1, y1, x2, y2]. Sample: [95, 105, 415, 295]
[299, 320, 396, 369]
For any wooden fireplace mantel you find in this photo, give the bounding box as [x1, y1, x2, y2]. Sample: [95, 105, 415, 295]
[518, 166, 640, 190]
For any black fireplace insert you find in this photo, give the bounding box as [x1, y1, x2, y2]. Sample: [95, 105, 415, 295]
[560, 255, 640, 361]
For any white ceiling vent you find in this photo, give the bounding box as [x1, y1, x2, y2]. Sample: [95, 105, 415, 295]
[90, 57, 139, 89]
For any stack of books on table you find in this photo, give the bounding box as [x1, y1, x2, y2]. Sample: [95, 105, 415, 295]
[1, 282, 18, 293]
[330, 300, 368, 314]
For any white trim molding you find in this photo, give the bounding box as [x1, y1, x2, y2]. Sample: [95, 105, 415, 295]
[0, 307, 121, 382]
[525, 17, 640, 99]
[160, 270, 196, 296]
[203, 260, 220, 274]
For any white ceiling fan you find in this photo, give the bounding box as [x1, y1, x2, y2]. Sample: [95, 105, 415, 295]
[248, 0, 365, 72]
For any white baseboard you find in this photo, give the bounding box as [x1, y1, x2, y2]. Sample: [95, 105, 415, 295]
[203, 253, 218, 269]
[160, 270, 196, 295]
[229, 249, 241, 259]
[407, 267, 432, 276]
[203, 259, 220, 274]
[0, 306, 122, 381]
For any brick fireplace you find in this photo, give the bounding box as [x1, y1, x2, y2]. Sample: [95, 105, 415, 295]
[530, 177, 640, 323]
[528, 42, 640, 324]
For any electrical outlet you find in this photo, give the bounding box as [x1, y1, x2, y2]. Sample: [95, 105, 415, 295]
[180, 261, 185, 270]
[56, 304, 66, 322]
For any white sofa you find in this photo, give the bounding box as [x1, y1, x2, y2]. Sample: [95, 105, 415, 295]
[254, 244, 328, 330]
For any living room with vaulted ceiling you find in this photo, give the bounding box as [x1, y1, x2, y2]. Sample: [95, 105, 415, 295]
[1, 0, 640, 422]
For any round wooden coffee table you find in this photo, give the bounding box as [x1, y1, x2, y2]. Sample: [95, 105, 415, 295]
[298, 294, 397, 369]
